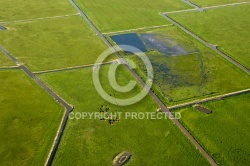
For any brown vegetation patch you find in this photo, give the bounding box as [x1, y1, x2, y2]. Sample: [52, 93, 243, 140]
[195, 105, 212, 114]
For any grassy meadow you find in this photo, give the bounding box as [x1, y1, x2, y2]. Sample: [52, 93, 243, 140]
[0, 0, 76, 22]
[1, 0, 249, 165]
[170, 4, 250, 69]
[75, 0, 191, 32]
[0, 69, 64, 165]
[0, 51, 15, 67]
[107, 26, 250, 105]
[173, 93, 250, 165]
[0, 16, 115, 71]
[38, 65, 209, 165]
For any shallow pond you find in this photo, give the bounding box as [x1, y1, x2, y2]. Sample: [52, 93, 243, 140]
[110, 33, 194, 56]
[110, 33, 147, 53]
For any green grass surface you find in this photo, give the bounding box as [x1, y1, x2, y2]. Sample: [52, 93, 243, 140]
[173, 93, 250, 165]
[75, 0, 191, 32]
[0, 0, 76, 22]
[38, 65, 209, 165]
[0, 16, 115, 71]
[107, 26, 250, 105]
[170, 4, 250, 69]
[0, 69, 64, 165]
[0, 51, 15, 67]
[191, 0, 249, 7]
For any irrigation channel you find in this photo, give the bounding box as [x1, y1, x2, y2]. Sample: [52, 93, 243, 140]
[69, 0, 218, 165]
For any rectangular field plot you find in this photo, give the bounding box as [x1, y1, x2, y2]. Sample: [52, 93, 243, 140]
[0, 16, 115, 71]
[173, 93, 250, 165]
[190, 0, 249, 7]
[0, 50, 15, 67]
[0, 70, 64, 165]
[170, 4, 250, 69]
[75, 0, 191, 32]
[107, 26, 250, 105]
[0, 0, 76, 22]
[38, 65, 209, 165]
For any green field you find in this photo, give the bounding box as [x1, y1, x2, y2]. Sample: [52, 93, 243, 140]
[0, 70, 64, 165]
[1, 0, 250, 165]
[0, 16, 115, 71]
[0, 51, 15, 67]
[170, 4, 250, 69]
[173, 93, 250, 165]
[107, 26, 250, 105]
[0, 0, 76, 22]
[75, 0, 191, 32]
[38, 65, 209, 165]
[191, 0, 249, 7]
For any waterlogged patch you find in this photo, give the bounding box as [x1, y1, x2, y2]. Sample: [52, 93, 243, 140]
[110, 32, 197, 56]
[140, 34, 189, 56]
[0, 25, 7, 30]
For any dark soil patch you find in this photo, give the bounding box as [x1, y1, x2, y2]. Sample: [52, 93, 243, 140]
[195, 105, 212, 114]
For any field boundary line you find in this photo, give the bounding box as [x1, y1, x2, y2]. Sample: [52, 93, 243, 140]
[69, 0, 218, 165]
[0, 13, 80, 24]
[103, 24, 173, 35]
[34, 60, 118, 74]
[0, 66, 19, 69]
[161, 14, 250, 74]
[45, 107, 73, 166]
[203, 1, 250, 9]
[0, 46, 74, 166]
[182, 0, 204, 11]
[164, 1, 250, 14]
[164, 9, 196, 14]
[169, 89, 250, 110]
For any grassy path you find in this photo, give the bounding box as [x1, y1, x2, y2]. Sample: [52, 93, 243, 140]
[33, 60, 118, 74]
[0, 13, 79, 24]
[203, 1, 250, 9]
[0, 66, 18, 69]
[164, 1, 250, 14]
[103, 24, 173, 35]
